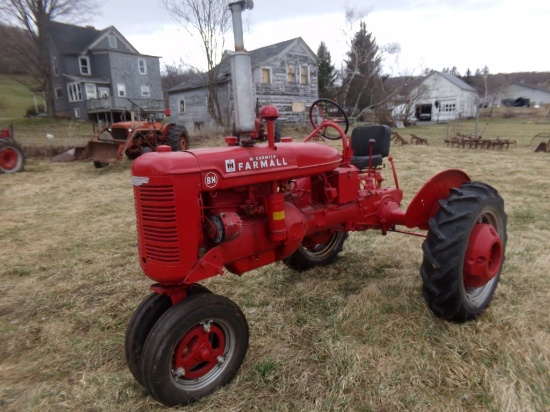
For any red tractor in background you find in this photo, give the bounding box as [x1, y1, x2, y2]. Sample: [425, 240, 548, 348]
[75, 108, 189, 168]
[0, 125, 26, 174]
[124, 1, 507, 407]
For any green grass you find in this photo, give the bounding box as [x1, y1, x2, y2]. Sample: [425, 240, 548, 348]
[0, 116, 549, 411]
[0, 74, 38, 120]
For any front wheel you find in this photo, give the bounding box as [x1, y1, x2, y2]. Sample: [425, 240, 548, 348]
[420, 182, 507, 322]
[141, 293, 249, 406]
[125, 284, 211, 386]
[283, 232, 348, 271]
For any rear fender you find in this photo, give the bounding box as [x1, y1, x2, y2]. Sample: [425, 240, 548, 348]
[405, 169, 470, 230]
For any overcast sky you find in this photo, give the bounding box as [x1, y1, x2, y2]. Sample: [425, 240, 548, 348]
[89, 0, 548, 76]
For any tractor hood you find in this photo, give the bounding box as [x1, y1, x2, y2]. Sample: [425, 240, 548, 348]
[132, 142, 342, 191]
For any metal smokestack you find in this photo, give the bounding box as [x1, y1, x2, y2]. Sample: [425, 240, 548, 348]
[228, 1, 255, 134]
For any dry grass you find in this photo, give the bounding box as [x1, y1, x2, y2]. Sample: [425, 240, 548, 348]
[1, 116, 549, 411]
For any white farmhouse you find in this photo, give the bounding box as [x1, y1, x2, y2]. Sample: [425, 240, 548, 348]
[413, 71, 479, 122]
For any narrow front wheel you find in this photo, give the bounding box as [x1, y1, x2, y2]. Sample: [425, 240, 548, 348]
[141, 294, 249, 406]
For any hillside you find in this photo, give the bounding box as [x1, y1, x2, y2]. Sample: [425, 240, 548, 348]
[0, 74, 38, 120]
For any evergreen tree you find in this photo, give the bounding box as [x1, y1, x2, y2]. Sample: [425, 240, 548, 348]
[340, 21, 383, 116]
[317, 41, 337, 99]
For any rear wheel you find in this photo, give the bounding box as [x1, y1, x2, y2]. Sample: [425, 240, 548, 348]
[125, 284, 211, 386]
[167, 125, 190, 151]
[283, 232, 348, 271]
[420, 182, 507, 322]
[0, 138, 25, 173]
[141, 294, 249, 406]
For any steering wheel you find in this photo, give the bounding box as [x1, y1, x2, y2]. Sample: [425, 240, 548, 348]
[309, 98, 350, 140]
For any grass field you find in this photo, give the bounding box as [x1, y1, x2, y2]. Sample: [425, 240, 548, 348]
[0, 75, 38, 120]
[1, 116, 549, 411]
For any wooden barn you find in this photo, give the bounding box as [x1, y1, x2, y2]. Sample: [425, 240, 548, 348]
[168, 37, 319, 128]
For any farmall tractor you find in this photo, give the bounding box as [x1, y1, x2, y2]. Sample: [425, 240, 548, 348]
[125, 1, 507, 407]
[0, 125, 26, 174]
[75, 109, 189, 168]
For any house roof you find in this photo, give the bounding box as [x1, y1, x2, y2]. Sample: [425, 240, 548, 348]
[49, 21, 142, 56]
[50, 22, 102, 55]
[169, 37, 317, 93]
[432, 71, 477, 92]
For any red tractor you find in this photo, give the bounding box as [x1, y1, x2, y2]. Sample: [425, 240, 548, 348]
[0, 125, 26, 174]
[124, 1, 506, 407]
[75, 110, 189, 168]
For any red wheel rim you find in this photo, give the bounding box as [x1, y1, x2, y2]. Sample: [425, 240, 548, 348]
[463, 223, 503, 287]
[173, 323, 226, 379]
[0, 148, 18, 171]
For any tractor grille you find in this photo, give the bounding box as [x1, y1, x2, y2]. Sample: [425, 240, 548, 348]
[137, 185, 180, 263]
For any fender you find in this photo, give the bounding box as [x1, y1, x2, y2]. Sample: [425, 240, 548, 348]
[405, 169, 470, 230]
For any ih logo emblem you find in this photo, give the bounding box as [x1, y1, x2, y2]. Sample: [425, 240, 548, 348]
[205, 172, 218, 188]
[225, 159, 236, 173]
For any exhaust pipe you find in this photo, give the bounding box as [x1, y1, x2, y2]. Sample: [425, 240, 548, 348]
[228, 1, 255, 135]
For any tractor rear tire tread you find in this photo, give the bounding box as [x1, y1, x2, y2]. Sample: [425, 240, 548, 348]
[420, 181, 507, 322]
[167, 125, 190, 151]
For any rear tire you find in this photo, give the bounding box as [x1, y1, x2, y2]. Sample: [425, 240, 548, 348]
[420, 182, 507, 322]
[125, 284, 211, 386]
[141, 294, 249, 406]
[283, 232, 348, 271]
[167, 125, 190, 151]
[0, 138, 25, 173]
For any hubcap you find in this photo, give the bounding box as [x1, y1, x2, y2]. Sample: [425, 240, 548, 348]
[463, 223, 503, 287]
[0, 148, 18, 170]
[173, 322, 226, 380]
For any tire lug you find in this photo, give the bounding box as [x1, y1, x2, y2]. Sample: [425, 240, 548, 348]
[217, 356, 225, 364]
[174, 367, 185, 378]
[203, 321, 211, 332]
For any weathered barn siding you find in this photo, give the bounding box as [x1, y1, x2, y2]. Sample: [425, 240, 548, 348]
[169, 37, 319, 128]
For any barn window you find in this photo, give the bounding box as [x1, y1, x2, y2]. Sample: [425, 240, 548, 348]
[287, 63, 296, 83]
[141, 85, 150, 97]
[108, 34, 117, 48]
[52, 57, 59, 76]
[79, 56, 91, 75]
[117, 83, 126, 97]
[138, 58, 147, 75]
[179, 99, 185, 113]
[261, 67, 271, 84]
[300, 65, 309, 85]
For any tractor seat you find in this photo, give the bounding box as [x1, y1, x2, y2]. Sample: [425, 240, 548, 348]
[350, 125, 391, 169]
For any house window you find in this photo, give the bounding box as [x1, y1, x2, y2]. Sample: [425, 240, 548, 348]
[117, 83, 126, 97]
[287, 63, 296, 83]
[79, 56, 91, 75]
[55, 87, 62, 99]
[85, 83, 97, 100]
[300, 65, 309, 85]
[98, 87, 110, 98]
[138, 58, 147, 75]
[179, 99, 185, 113]
[141, 85, 150, 97]
[74, 108, 81, 118]
[52, 57, 59, 76]
[108, 34, 117, 48]
[261, 67, 271, 84]
[67, 82, 82, 102]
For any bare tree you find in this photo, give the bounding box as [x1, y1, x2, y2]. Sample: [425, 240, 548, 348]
[161, 0, 232, 127]
[0, 0, 97, 117]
